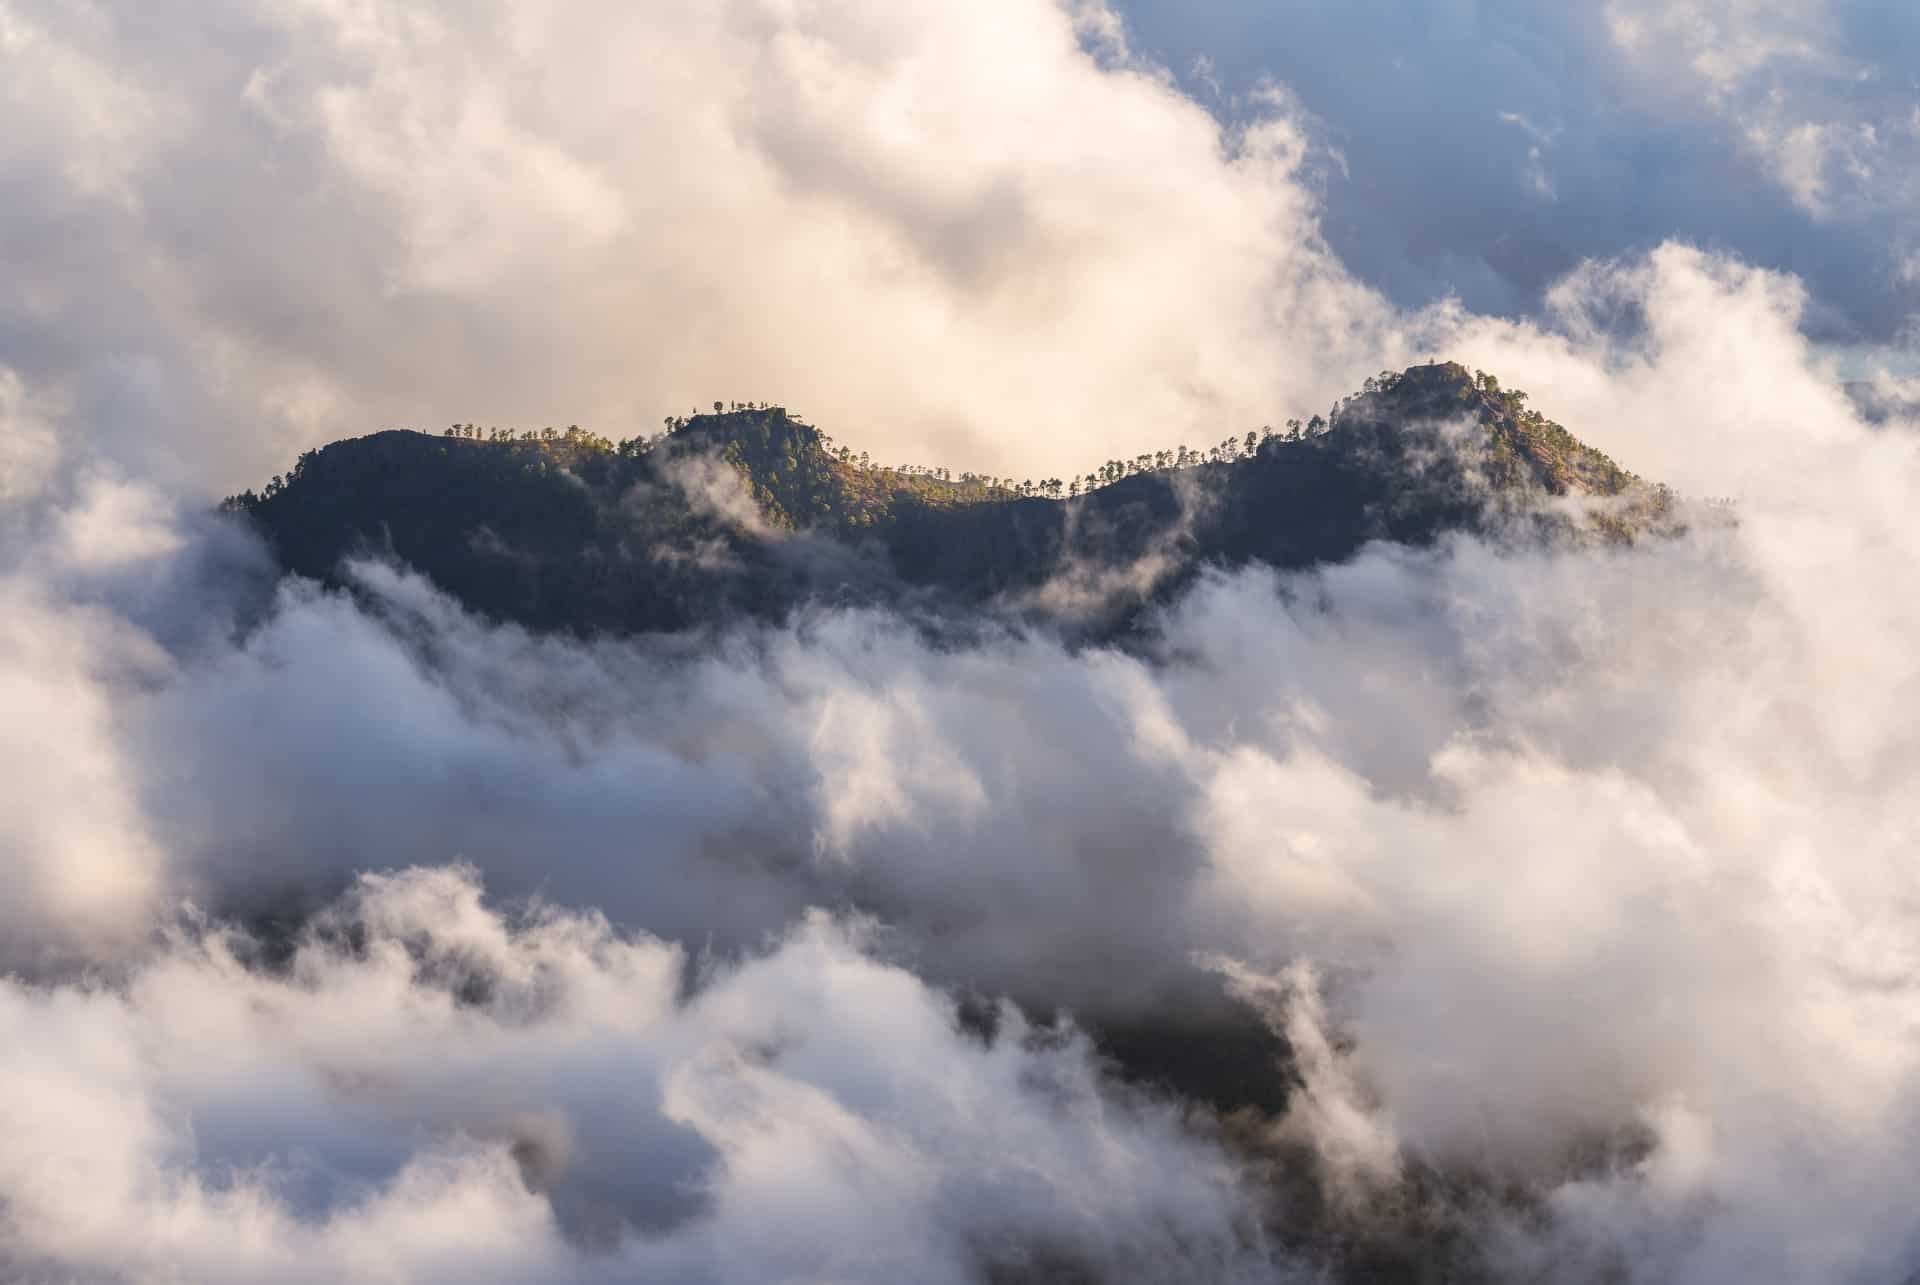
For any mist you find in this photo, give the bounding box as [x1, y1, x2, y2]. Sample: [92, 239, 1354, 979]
[5, 0, 1920, 1280]
[5, 245, 1919, 1278]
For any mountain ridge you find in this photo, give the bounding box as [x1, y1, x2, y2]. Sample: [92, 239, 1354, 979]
[224, 362, 1678, 639]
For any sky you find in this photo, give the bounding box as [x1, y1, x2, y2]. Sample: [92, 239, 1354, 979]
[1116, 0, 1920, 345]
[3, 0, 1916, 500]
[3, 2, 1920, 1282]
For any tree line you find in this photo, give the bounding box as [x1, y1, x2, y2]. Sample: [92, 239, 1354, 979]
[427, 371, 1438, 505]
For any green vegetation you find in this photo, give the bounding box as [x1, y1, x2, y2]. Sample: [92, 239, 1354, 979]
[224, 363, 1678, 638]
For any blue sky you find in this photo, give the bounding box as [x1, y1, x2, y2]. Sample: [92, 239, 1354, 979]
[1114, 0, 1920, 345]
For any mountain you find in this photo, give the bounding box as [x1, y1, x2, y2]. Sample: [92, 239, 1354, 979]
[214, 360, 1683, 1237]
[223, 362, 1675, 638]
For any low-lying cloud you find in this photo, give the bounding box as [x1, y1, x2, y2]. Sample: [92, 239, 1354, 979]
[0, 870, 1268, 1283]
[2, 236, 1918, 1280]
[4, 1, 1920, 1279]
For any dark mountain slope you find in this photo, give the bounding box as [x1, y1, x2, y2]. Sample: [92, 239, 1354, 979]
[225, 363, 1675, 637]
[216, 364, 1683, 1218]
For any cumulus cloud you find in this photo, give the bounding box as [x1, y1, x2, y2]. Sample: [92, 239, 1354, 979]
[0, 868, 1269, 1282]
[1599, 0, 1920, 228]
[0, 572, 168, 963]
[4, 0, 1915, 492]
[0, 0, 1409, 496]
[1116, 0, 1920, 343]
[1, 233, 1917, 1278]
[4, 1, 1920, 1280]
[0, 369, 60, 505]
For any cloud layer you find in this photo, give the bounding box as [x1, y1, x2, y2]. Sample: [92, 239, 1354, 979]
[5, 1, 1920, 1281]
[3, 235, 1918, 1278]
[0, 870, 1269, 1282]
[0, 0, 1409, 494]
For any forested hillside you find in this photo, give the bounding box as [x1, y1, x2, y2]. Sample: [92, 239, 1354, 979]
[225, 362, 1676, 637]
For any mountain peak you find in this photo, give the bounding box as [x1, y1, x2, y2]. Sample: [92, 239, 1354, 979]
[224, 366, 1672, 639]
[669, 404, 819, 452]
[1329, 362, 1639, 499]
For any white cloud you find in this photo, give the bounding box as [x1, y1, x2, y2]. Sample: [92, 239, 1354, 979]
[0, 0, 1399, 496]
[0, 368, 59, 504]
[1603, 0, 1919, 221]
[0, 572, 170, 965]
[4, 238, 1918, 1279]
[0, 868, 1269, 1282]
[3, 1, 1920, 1278]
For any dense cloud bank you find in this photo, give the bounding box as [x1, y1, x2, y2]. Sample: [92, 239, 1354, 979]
[0, 874, 1272, 1283]
[5, 0, 1920, 1279]
[7, 0, 1909, 500]
[0, 0, 1393, 492]
[5, 237, 1920, 1280]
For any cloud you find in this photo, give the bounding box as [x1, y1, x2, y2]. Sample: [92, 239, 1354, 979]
[1601, 0, 1920, 224]
[0, 867, 1270, 1282]
[1114, 0, 1920, 344]
[0, 369, 60, 505]
[3, 1, 1920, 1279]
[4, 0, 1916, 503]
[0, 0, 1407, 497]
[0, 238, 1916, 1278]
[0, 572, 169, 964]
